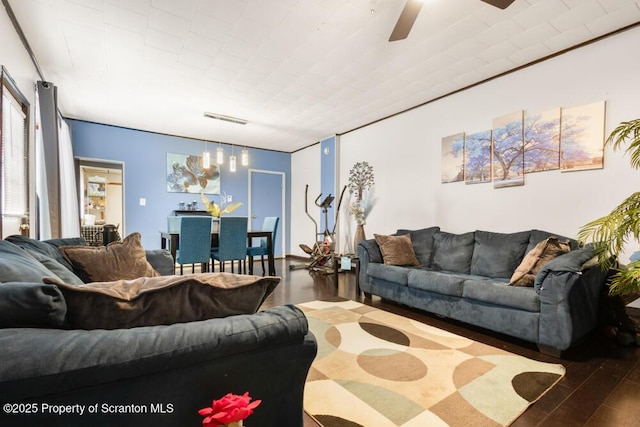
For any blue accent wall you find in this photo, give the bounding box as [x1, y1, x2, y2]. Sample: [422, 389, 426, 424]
[320, 136, 336, 235]
[69, 120, 291, 251]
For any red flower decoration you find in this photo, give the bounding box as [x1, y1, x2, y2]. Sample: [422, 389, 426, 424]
[198, 392, 261, 427]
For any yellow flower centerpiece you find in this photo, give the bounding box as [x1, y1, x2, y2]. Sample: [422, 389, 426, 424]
[201, 192, 243, 218]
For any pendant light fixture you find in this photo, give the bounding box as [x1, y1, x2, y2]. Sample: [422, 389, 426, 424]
[229, 146, 237, 172]
[216, 143, 224, 164]
[241, 148, 249, 166]
[202, 141, 211, 169]
[204, 111, 249, 168]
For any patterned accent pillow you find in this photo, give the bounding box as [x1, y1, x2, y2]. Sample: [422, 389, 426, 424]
[60, 232, 159, 283]
[374, 234, 420, 266]
[509, 236, 571, 287]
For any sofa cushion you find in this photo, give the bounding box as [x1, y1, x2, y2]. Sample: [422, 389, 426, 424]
[145, 249, 176, 276]
[45, 273, 280, 329]
[367, 263, 410, 286]
[407, 269, 465, 297]
[25, 250, 84, 285]
[431, 231, 475, 274]
[44, 237, 88, 247]
[470, 230, 531, 279]
[462, 279, 540, 312]
[5, 235, 81, 273]
[0, 282, 67, 328]
[510, 237, 571, 287]
[0, 240, 62, 283]
[396, 226, 440, 266]
[59, 233, 160, 283]
[374, 234, 420, 266]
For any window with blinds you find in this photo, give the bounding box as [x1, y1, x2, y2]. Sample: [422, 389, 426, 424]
[1, 66, 29, 238]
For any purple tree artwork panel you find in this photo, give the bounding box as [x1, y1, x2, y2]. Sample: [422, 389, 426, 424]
[524, 108, 560, 173]
[441, 133, 465, 183]
[493, 111, 524, 189]
[560, 101, 606, 172]
[465, 130, 492, 185]
[166, 153, 221, 194]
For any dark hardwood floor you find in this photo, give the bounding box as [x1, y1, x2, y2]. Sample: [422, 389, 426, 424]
[258, 258, 640, 427]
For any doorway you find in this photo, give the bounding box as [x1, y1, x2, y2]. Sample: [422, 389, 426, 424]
[76, 158, 125, 243]
[248, 169, 285, 257]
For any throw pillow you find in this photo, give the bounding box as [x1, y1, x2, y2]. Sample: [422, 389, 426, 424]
[527, 229, 578, 254]
[431, 231, 475, 274]
[509, 236, 571, 287]
[374, 234, 420, 266]
[0, 282, 67, 328]
[60, 232, 160, 283]
[45, 273, 280, 329]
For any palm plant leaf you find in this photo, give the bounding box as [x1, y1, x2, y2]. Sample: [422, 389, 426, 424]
[579, 118, 640, 295]
[608, 260, 640, 295]
[607, 119, 640, 168]
[578, 192, 640, 272]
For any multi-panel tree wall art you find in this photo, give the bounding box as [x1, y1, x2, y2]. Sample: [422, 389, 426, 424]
[493, 111, 524, 189]
[464, 130, 492, 185]
[441, 133, 465, 183]
[560, 101, 605, 172]
[441, 101, 605, 188]
[524, 108, 561, 173]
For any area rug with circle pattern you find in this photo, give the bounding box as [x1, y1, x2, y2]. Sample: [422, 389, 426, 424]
[298, 300, 565, 427]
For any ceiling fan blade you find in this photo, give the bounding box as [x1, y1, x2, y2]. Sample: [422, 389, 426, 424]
[389, 0, 424, 42]
[480, 0, 517, 9]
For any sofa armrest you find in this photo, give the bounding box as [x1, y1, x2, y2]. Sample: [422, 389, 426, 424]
[358, 238, 382, 264]
[357, 238, 382, 292]
[0, 305, 317, 426]
[534, 246, 608, 351]
[145, 249, 175, 275]
[534, 246, 598, 295]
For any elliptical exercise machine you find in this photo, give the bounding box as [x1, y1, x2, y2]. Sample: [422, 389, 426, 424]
[290, 184, 347, 272]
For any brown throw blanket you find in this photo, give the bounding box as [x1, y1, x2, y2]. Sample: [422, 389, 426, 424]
[44, 273, 280, 330]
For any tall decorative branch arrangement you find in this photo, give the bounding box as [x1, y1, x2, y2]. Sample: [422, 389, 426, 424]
[578, 118, 640, 296]
[347, 161, 375, 251]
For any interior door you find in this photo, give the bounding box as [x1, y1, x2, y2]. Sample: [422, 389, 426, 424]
[76, 158, 125, 236]
[249, 170, 284, 257]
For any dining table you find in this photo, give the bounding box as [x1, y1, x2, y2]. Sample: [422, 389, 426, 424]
[160, 230, 276, 276]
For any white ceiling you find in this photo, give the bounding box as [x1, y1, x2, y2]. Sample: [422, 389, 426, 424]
[8, 0, 640, 152]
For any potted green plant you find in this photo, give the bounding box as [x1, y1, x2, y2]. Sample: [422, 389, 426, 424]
[578, 118, 640, 296]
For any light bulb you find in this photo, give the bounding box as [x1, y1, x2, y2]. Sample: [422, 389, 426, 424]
[229, 155, 237, 172]
[216, 147, 224, 164]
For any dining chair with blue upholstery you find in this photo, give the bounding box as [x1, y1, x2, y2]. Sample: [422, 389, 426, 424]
[247, 216, 279, 275]
[175, 216, 213, 274]
[212, 216, 248, 274]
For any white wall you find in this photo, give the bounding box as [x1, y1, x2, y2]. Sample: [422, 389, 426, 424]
[334, 26, 640, 262]
[290, 144, 321, 256]
[1, 5, 41, 236]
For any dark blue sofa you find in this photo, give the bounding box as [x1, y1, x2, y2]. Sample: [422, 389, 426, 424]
[0, 236, 317, 426]
[358, 227, 608, 356]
